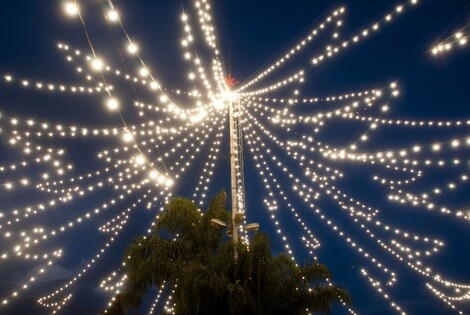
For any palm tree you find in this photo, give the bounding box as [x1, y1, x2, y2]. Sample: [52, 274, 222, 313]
[224, 233, 351, 314]
[104, 190, 351, 314]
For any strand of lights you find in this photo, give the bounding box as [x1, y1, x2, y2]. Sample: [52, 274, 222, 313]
[278, 129, 463, 270]
[242, 111, 321, 252]
[96, 110, 222, 186]
[102, 272, 128, 311]
[37, 193, 149, 312]
[178, 11, 218, 100]
[0, 162, 130, 228]
[163, 287, 175, 314]
[291, 137, 470, 225]
[1, 257, 58, 307]
[361, 269, 406, 314]
[427, 282, 469, 307]
[242, 109, 386, 314]
[147, 283, 166, 315]
[37, 167, 113, 194]
[311, 0, 420, 65]
[323, 135, 470, 166]
[101, 110, 222, 198]
[57, 42, 164, 95]
[275, 117, 470, 313]
[100, 271, 125, 293]
[244, 111, 325, 262]
[246, 105, 409, 287]
[189, 0, 228, 91]
[266, 86, 391, 128]
[248, 86, 381, 105]
[268, 167, 405, 312]
[62, 0, 180, 188]
[0, 113, 129, 137]
[245, 107, 346, 184]
[241, 70, 304, 97]
[100, 189, 175, 311]
[238, 7, 345, 92]
[97, 0, 210, 116]
[340, 113, 470, 128]
[98, 206, 132, 234]
[2, 73, 106, 94]
[246, 96, 461, 232]
[0, 188, 140, 260]
[0, 156, 61, 174]
[431, 23, 470, 56]
[11, 125, 123, 140]
[56, 43, 181, 106]
[192, 116, 226, 206]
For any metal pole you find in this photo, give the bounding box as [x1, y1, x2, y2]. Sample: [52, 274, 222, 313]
[228, 99, 239, 248]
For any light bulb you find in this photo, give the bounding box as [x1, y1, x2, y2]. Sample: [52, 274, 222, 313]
[150, 82, 160, 90]
[107, 10, 119, 22]
[65, 3, 79, 16]
[127, 43, 138, 54]
[139, 67, 149, 77]
[91, 58, 104, 71]
[135, 155, 145, 165]
[123, 133, 133, 142]
[159, 95, 168, 103]
[106, 98, 119, 111]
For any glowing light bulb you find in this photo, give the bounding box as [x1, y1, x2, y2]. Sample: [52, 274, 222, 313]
[150, 81, 160, 90]
[139, 67, 149, 77]
[159, 95, 168, 103]
[106, 98, 119, 111]
[65, 3, 79, 16]
[149, 171, 158, 179]
[107, 10, 119, 22]
[135, 155, 145, 165]
[127, 43, 138, 54]
[123, 132, 133, 142]
[91, 58, 104, 71]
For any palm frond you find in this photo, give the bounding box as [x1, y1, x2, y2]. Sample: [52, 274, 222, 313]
[104, 190, 352, 315]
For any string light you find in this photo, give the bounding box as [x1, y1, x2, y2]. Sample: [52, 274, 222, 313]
[106, 97, 119, 111]
[64, 3, 79, 16]
[106, 9, 120, 22]
[431, 23, 470, 56]
[127, 43, 139, 54]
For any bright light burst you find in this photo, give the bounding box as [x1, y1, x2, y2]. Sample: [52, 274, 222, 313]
[0, 0, 469, 314]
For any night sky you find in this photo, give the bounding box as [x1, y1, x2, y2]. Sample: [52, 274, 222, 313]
[0, 0, 470, 314]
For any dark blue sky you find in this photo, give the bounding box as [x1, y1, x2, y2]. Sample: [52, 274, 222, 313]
[0, 1, 470, 314]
